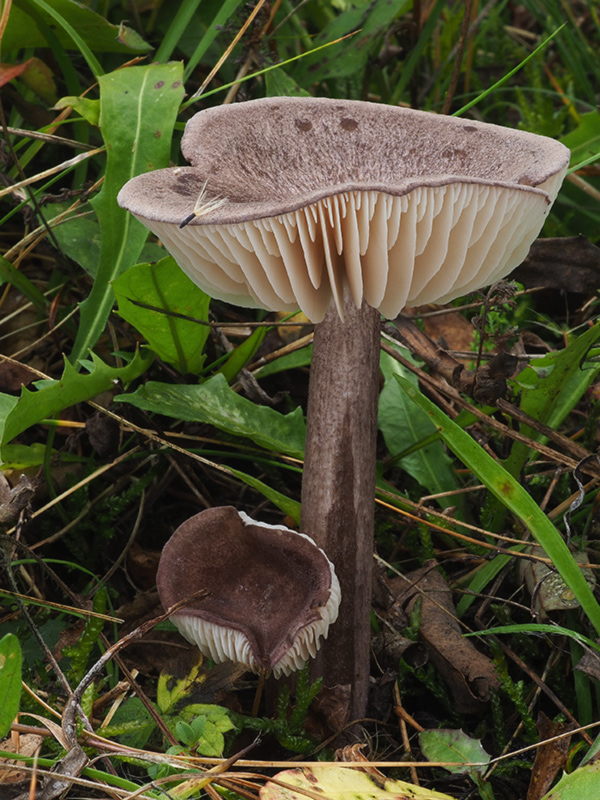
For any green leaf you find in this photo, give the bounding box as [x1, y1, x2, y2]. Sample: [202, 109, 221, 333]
[50, 203, 164, 280]
[101, 697, 156, 749]
[116, 374, 306, 459]
[396, 375, 600, 637]
[217, 327, 266, 383]
[175, 720, 197, 746]
[254, 345, 312, 380]
[6, 0, 151, 54]
[172, 707, 233, 757]
[54, 95, 100, 125]
[16, 55, 57, 105]
[0, 254, 47, 311]
[0, 634, 22, 738]
[50, 203, 102, 277]
[420, 729, 491, 775]
[154, 0, 203, 63]
[14, 0, 103, 76]
[194, 721, 225, 757]
[508, 322, 600, 468]
[265, 67, 310, 98]
[290, 0, 410, 84]
[261, 765, 456, 800]
[113, 257, 211, 375]
[182, 704, 235, 735]
[455, 549, 525, 618]
[162, 687, 234, 758]
[0, 349, 153, 450]
[487, 322, 600, 529]
[1, 443, 54, 470]
[228, 466, 301, 524]
[71, 63, 185, 361]
[561, 111, 600, 169]
[378, 348, 460, 503]
[183, 0, 246, 82]
[467, 623, 600, 653]
[541, 761, 600, 800]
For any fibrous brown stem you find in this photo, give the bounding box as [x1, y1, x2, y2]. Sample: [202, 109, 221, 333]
[301, 291, 380, 723]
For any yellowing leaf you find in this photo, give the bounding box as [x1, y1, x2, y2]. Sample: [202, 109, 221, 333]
[260, 766, 456, 800]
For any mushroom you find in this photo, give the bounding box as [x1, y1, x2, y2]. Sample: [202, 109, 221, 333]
[119, 97, 569, 721]
[156, 506, 341, 679]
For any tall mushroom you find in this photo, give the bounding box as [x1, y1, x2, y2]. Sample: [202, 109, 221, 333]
[118, 97, 569, 722]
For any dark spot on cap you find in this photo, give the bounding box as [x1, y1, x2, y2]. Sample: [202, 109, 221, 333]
[464, 125, 478, 132]
[517, 174, 536, 186]
[441, 146, 468, 161]
[174, 173, 204, 196]
[155, 81, 165, 89]
[295, 119, 312, 131]
[340, 117, 358, 131]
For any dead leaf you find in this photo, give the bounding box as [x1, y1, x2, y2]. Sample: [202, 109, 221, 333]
[0, 361, 38, 393]
[574, 649, 600, 683]
[126, 541, 161, 590]
[527, 712, 577, 800]
[0, 733, 44, 784]
[85, 412, 120, 459]
[308, 683, 352, 737]
[391, 562, 500, 713]
[335, 743, 386, 784]
[387, 315, 517, 403]
[0, 473, 34, 525]
[418, 306, 476, 353]
[513, 235, 600, 295]
[260, 765, 456, 800]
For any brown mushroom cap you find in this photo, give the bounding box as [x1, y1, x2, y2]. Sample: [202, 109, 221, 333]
[156, 506, 341, 678]
[118, 97, 569, 321]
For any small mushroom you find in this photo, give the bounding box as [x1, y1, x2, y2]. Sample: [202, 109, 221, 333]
[156, 506, 341, 678]
[119, 98, 569, 720]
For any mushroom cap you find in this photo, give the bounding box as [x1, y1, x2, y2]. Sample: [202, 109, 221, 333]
[118, 97, 569, 322]
[156, 506, 341, 678]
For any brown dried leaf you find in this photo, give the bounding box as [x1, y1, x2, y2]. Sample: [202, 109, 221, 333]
[391, 562, 500, 713]
[0, 733, 44, 784]
[420, 307, 475, 353]
[0, 361, 38, 393]
[513, 235, 600, 295]
[527, 712, 577, 800]
[574, 649, 600, 683]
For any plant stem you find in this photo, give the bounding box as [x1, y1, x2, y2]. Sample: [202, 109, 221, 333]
[301, 290, 380, 724]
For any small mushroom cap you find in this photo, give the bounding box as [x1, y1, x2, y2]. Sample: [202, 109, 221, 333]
[118, 97, 569, 322]
[156, 506, 341, 678]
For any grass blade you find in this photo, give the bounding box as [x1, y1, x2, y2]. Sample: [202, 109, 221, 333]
[396, 375, 600, 637]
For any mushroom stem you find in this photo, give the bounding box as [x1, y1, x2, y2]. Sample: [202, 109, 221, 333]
[300, 289, 380, 722]
[252, 670, 267, 717]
